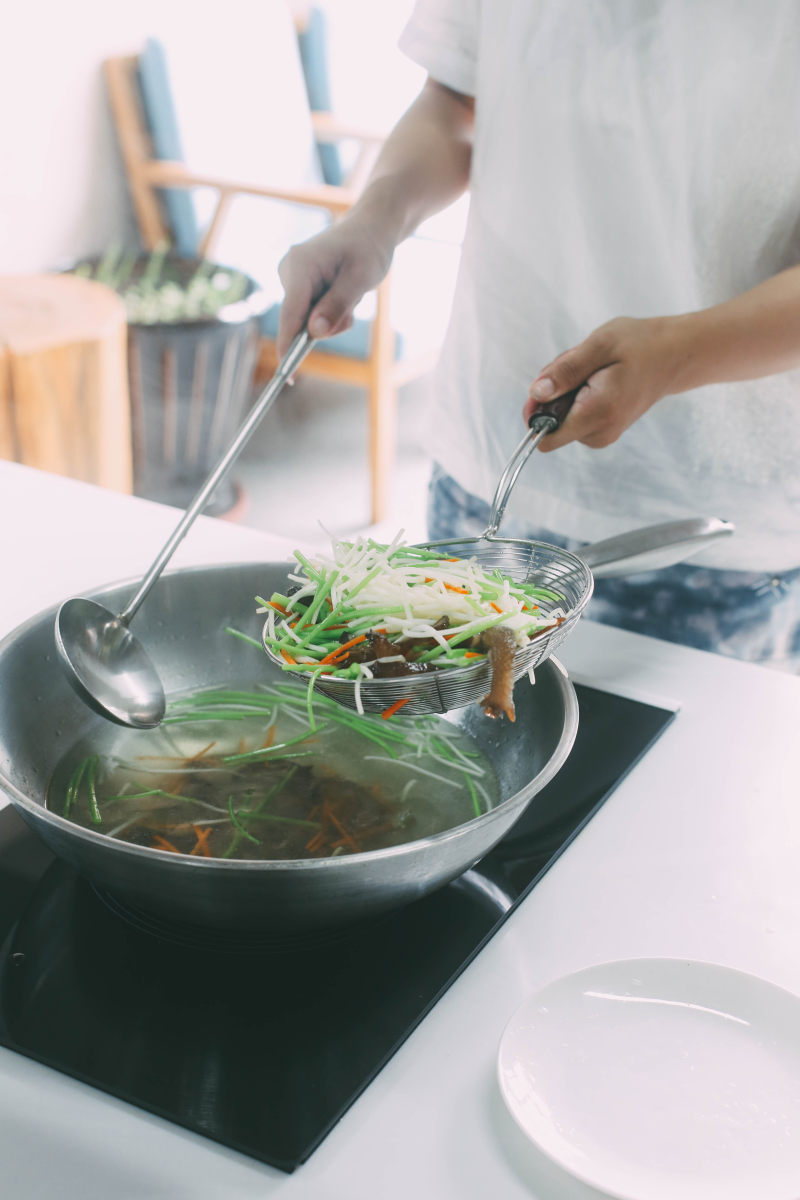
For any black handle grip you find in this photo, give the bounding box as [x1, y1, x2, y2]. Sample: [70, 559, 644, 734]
[528, 385, 583, 433]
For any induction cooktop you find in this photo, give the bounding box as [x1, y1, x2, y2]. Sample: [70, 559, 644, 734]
[0, 682, 674, 1172]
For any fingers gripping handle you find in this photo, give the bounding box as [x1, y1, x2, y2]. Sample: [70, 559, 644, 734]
[528, 385, 582, 433]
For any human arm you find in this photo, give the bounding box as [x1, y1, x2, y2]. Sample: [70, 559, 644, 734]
[522, 263, 800, 451]
[276, 77, 474, 357]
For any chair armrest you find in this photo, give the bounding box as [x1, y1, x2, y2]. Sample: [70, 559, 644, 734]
[310, 111, 385, 146]
[142, 160, 357, 215]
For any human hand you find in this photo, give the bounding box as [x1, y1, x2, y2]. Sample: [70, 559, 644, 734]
[522, 315, 696, 452]
[276, 213, 395, 359]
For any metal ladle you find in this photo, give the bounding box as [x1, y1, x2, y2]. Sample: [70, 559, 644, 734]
[55, 330, 314, 729]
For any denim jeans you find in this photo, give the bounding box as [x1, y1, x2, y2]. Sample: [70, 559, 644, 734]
[427, 463, 800, 673]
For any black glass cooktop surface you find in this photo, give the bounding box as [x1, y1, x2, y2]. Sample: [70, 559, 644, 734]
[0, 684, 673, 1173]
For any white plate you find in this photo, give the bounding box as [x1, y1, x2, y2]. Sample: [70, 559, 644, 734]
[497, 958, 800, 1200]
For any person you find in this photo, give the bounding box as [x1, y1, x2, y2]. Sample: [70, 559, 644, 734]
[277, 0, 800, 672]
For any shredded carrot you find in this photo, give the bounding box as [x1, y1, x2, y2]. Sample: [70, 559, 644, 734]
[319, 633, 367, 664]
[463, 651, 483, 658]
[307, 830, 331, 859]
[261, 726, 276, 749]
[423, 577, 470, 594]
[280, 648, 298, 665]
[268, 601, 291, 615]
[323, 803, 361, 852]
[189, 826, 212, 857]
[322, 653, 349, 668]
[381, 697, 412, 720]
[185, 740, 216, 765]
[153, 834, 180, 854]
[490, 602, 504, 614]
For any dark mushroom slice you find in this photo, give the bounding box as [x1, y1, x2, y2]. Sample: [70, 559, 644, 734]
[340, 630, 428, 676]
[398, 616, 451, 659]
[373, 658, 428, 678]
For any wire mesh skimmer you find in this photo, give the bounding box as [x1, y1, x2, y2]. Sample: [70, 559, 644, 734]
[265, 391, 592, 716]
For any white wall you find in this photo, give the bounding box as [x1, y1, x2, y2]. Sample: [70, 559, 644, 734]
[317, 0, 422, 128]
[0, 0, 421, 274]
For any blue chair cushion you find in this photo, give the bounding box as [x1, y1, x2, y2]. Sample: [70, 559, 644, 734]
[137, 37, 201, 256]
[260, 304, 405, 361]
[296, 7, 344, 188]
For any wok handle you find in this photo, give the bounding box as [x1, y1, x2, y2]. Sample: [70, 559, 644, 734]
[486, 385, 584, 536]
[580, 518, 736, 577]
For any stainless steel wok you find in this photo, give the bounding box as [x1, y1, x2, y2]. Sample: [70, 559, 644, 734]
[0, 562, 579, 933]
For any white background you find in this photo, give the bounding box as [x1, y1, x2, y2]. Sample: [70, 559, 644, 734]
[0, 0, 422, 273]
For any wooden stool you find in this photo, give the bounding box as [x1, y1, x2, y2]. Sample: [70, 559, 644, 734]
[0, 274, 132, 492]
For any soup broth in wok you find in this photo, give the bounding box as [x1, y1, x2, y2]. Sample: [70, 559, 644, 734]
[47, 684, 500, 861]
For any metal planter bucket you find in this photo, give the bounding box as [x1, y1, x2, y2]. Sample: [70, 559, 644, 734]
[125, 257, 269, 516]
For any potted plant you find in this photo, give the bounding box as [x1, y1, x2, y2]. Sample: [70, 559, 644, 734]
[66, 247, 269, 515]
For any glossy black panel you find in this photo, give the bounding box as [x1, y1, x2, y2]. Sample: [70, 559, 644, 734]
[0, 685, 673, 1171]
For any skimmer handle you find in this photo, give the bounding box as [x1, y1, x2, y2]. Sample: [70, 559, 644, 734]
[486, 385, 583, 536]
[528, 386, 582, 434]
[118, 329, 315, 625]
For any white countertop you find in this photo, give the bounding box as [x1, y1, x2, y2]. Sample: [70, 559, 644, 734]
[1, 461, 799, 1199]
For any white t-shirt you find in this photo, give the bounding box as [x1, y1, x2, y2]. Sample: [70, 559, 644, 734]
[400, 0, 800, 571]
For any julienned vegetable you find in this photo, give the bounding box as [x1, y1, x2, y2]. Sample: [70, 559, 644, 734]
[52, 684, 497, 858]
[260, 535, 567, 721]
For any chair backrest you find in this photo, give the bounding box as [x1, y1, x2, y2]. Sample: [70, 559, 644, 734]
[137, 38, 199, 256]
[295, 6, 343, 186]
[110, 2, 328, 302]
[103, 53, 173, 251]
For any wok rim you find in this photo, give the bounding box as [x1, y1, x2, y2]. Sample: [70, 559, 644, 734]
[0, 561, 580, 873]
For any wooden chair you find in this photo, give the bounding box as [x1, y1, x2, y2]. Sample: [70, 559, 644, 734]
[103, 7, 452, 523]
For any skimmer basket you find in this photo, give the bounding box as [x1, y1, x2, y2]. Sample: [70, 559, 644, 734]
[274, 536, 593, 715]
[265, 393, 594, 716]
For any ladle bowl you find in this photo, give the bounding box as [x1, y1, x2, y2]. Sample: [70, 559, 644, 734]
[55, 598, 166, 728]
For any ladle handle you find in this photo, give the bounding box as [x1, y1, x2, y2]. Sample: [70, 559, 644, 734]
[118, 329, 315, 625]
[486, 385, 582, 536]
